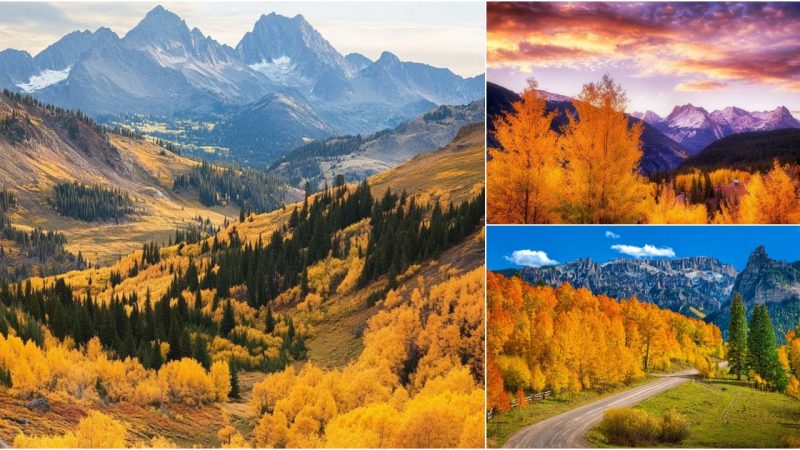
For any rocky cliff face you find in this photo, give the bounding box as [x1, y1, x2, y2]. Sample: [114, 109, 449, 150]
[519, 256, 737, 315]
[731, 246, 800, 305]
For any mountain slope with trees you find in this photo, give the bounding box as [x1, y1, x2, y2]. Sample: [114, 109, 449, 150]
[0, 125, 485, 447]
[0, 89, 285, 267]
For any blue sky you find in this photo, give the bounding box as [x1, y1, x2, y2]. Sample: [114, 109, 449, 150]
[0, 2, 485, 77]
[487, 226, 800, 271]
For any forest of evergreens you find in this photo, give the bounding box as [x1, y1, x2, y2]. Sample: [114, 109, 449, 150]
[51, 182, 134, 222]
[173, 161, 288, 214]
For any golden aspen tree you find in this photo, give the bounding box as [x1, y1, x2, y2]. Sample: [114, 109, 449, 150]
[488, 78, 562, 223]
[559, 75, 650, 223]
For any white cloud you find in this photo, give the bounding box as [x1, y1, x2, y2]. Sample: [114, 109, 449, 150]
[504, 250, 558, 267]
[605, 231, 620, 239]
[611, 244, 675, 258]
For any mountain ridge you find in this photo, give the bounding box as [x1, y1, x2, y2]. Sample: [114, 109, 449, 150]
[634, 103, 800, 152]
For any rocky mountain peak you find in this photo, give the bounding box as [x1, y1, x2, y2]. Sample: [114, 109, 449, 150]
[747, 245, 770, 267]
[124, 5, 190, 46]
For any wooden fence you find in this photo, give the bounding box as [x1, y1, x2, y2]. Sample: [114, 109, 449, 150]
[486, 390, 551, 421]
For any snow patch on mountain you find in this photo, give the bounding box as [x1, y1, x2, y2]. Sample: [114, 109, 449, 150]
[249, 56, 304, 84]
[17, 66, 71, 92]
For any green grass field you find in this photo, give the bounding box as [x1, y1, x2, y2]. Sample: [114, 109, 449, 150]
[487, 377, 655, 448]
[588, 379, 800, 448]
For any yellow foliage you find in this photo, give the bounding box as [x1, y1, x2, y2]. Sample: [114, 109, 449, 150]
[157, 358, 215, 405]
[646, 184, 707, 224]
[487, 271, 723, 401]
[248, 268, 485, 448]
[14, 411, 128, 448]
[488, 78, 561, 224]
[210, 360, 231, 402]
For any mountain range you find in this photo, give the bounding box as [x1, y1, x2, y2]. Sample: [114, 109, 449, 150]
[502, 246, 800, 339]
[633, 104, 800, 153]
[0, 6, 484, 164]
[488, 81, 800, 174]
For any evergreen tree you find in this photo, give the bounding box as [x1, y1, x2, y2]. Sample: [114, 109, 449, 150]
[229, 361, 240, 399]
[747, 304, 788, 390]
[167, 308, 183, 361]
[219, 300, 235, 337]
[727, 294, 748, 380]
[192, 336, 212, 369]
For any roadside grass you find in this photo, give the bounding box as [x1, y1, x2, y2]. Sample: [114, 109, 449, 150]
[487, 376, 655, 448]
[588, 379, 800, 448]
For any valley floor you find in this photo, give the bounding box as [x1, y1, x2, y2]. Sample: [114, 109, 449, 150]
[587, 379, 800, 448]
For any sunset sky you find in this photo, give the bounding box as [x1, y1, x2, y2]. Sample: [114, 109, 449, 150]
[0, 2, 485, 77]
[488, 2, 800, 116]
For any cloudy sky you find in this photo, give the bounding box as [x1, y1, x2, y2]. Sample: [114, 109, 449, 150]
[0, 2, 485, 77]
[487, 226, 800, 271]
[488, 2, 800, 116]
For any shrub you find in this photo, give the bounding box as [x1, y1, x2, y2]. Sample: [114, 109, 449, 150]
[601, 408, 662, 446]
[601, 407, 691, 446]
[660, 408, 691, 443]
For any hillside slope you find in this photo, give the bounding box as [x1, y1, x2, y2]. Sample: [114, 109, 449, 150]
[0, 91, 253, 265]
[268, 100, 484, 190]
[3, 123, 485, 447]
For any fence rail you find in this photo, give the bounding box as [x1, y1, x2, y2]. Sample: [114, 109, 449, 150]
[486, 390, 551, 421]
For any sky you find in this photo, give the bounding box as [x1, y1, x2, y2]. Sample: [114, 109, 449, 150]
[487, 226, 800, 272]
[0, 2, 485, 77]
[487, 2, 800, 116]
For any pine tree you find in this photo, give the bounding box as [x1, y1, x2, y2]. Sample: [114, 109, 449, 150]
[747, 304, 788, 390]
[219, 300, 235, 337]
[727, 294, 748, 380]
[167, 308, 183, 361]
[229, 361, 240, 399]
[192, 336, 212, 369]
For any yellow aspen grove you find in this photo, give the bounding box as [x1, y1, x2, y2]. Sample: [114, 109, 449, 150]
[488, 78, 562, 224]
[646, 183, 708, 224]
[735, 162, 800, 224]
[487, 271, 723, 404]
[559, 75, 650, 223]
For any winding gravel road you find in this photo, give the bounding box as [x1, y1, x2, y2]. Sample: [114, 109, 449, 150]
[503, 368, 700, 448]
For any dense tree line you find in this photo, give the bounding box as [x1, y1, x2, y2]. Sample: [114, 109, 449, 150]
[487, 271, 723, 412]
[0, 275, 301, 373]
[679, 128, 800, 172]
[202, 180, 374, 308]
[173, 161, 287, 214]
[51, 182, 134, 222]
[359, 188, 485, 286]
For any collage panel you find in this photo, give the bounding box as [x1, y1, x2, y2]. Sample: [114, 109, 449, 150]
[486, 1, 800, 225]
[0, 2, 486, 448]
[487, 225, 800, 448]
